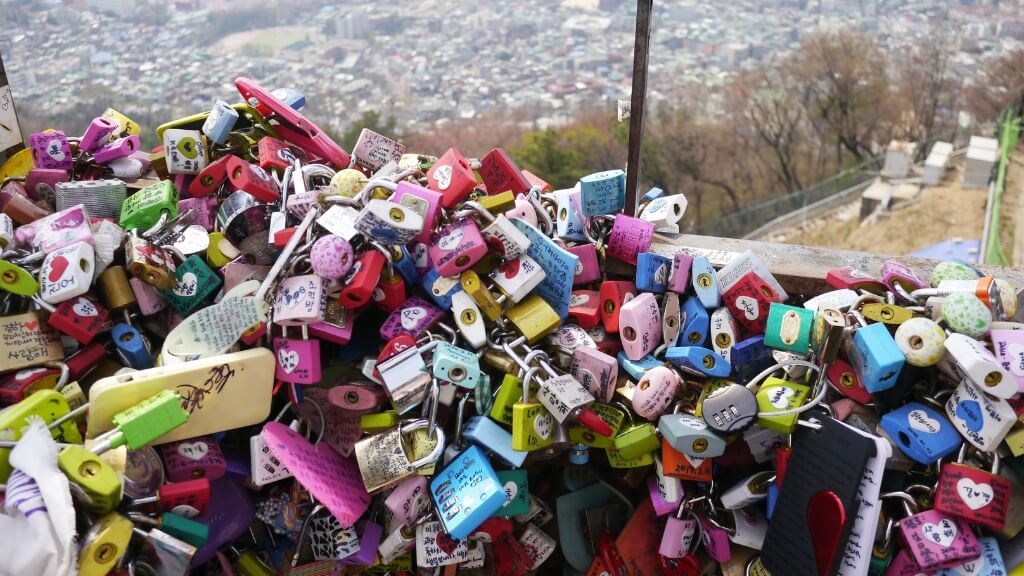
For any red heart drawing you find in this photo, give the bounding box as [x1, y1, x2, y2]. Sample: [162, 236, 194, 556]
[435, 530, 459, 555]
[48, 255, 68, 282]
[500, 258, 521, 279]
[23, 321, 37, 331]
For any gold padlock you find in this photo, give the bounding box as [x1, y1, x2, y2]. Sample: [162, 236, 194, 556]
[506, 295, 560, 344]
[461, 270, 503, 322]
[96, 265, 137, 311]
[354, 419, 444, 493]
[861, 302, 914, 325]
[125, 235, 177, 290]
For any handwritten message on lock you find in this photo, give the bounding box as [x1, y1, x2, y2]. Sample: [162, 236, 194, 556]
[263, 422, 370, 527]
[0, 312, 62, 371]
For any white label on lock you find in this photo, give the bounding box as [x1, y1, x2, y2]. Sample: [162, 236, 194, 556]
[767, 386, 796, 410]
[437, 228, 463, 251]
[956, 478, 994, 510]
[177, 441, 209, 461]
[250, 432, 292, 486]
[921, 519, 957, 547]
[416, 521, 469, 567]
[908, 410, 942, 434]
[318, 205, 360, 241]
[72, 298, 98, 317]
[433, 165, 453, 190]
[533, 413, 553, 439]
[278, 349, 299, 373]
[735, 295, 760, 321]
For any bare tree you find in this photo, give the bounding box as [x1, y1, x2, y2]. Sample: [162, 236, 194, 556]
[968, 48, 1024, 124]
[894, 35, 958, 144]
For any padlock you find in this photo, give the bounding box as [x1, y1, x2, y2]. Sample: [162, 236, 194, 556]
[159, 436, 227, 482]
[605, 214, 654, 265]
[512, 371, 557, 452]
[754, 376, 810, 433]
[701, 382, 759, 434]
[710, 306, 739, 363]
[132, 477, 211, 517]
[568, 402, 624, 449]
[619, 291, 661, 360]
[257, 136, 306, 173]
[46, 294, 109, 344]
[432, 341, 480, 389]
[631, 365, 679, 420]
[635, 252, 671, 294]
[676, 295, 710, 349]
[660, 407, 726, 458]
[932, 536, 1005, 576]
[0, 365, 62, 405]
[430, 444, 506, 539]
[934, 446, 1010, 531]
[848, 321, 905, 393]
[463, 415, 528, 468]
[880, 260, 928, 294]
[355, 198, 425, 245]
[569, 345, 618, 403]
[427, 147, 477, 208]
[380, 296, 444, 339]
[391, 182, 444, 245]
[58, 445, 123, 514]
[78, 512, 134, 576]
[429, 218, 489, 277]
[120, 180, 179, 232]
[666, 346, 730, 378]
[568, 243, 601, 286]
[879, 402, 962, 465]
[535, 373, 611, 436]
[450, 290, 487, 349]
[39, 241, 95, 304]
[421, 267, 461, 310]
[826, 357, 874, 404]
[0, 180, 50, 226]
[944, 378, 1015, 452]
[690, 256, 721, 309]
[599, 280, 636, 333]
[88, 389, 191, 454]
[764, 303, 814, 354]
[613, 414, 660, 459]
[660, 502, 700, 559]
[158, 254, 221, 316]
[942, 292, 992, 339]
[273, 274, 327, 326]
[273, 326, 322, 385]
[721, 471, 774, 509]
[554, 187, 587, 241]
[349, 127, 404, 172]
[201, 99, 238, 144]
[490, 255, 546, 303]
[338, 248, 386, 308]
[862, 302, 915, 325]
[355, 419, 444, 493]
[29, 130, 74, 170]
[641, 194, 688, 231]
[722, 270, 780, 337]
[660, 292, 682, 348]
[226, 156, 279, 203]
[506, 294, 561, 344]
[944, 332, 1016, 399]
[896, 505, 980, 571]
[163, 128, 208, 175]
[189, 154, 231, 198]
[129, 512, 209, 549]
[81, 116, 119, 153]
[661, 437, 713, 481]
[667, 253, 693, 294]
[125, 235, 177, 290]
[893, 316, 947, 367]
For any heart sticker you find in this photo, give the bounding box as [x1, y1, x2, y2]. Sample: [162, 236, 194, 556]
[433, 164, 453, 190]
[501, 258, 521, 279]
[263, 422, 371, 527]
[921, 519, 957, 547]
[1006, 343, 1024, 376]
[735, 296, 759, 321]
[22, 321, 38, 331]
[278, 349, 299, 374]
[48, 255, 68, 282]
[437, 228, 464, 251]
[46, 141, 66, 161]
[768, 386, 795, 409]
[435, 529, 459, 555]
[570, 293, 590, 307]
[533, 413, 553, 439]
[73, 298, 98, 317]
[502, 481, 518, 505]
[907, 409, 942, 434]
[173, 272, 199, 297]
[177, 441, 209, 461]
[954, 400, 984, 433]
[401, 307, 427, 330]
[956, 478, 994, 510]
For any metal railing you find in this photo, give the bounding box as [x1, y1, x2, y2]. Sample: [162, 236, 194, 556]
[981, 110, 1020, 266]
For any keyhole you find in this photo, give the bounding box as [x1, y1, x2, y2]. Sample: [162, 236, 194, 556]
[94, 543, 117, 563]
[389, 207, 405, 223]
[603, 300, 616, 314]
[201, 174, 214, 187]
[233, 166, 244, 179]
[79, 258, 90, 273]
[79, 461, 100, 478]
[461, 309, 477, 325]
[715, 333, 731, 348]
[455, 255, 470, 267]
[692, 438, 708, 453]
[702, 354, 715, 369]
[840, 372, 855, 388]
[760, 285, 772, 298]
[666, 316, 677, 328]
[1, 270, 17, 285]
[559, 207, 568, 221]
[909, 335, 924, 350]
[119, 331, 134, 342]
[697, 273, 712, 289]
[688, 331, 701, 344]
[345, 391, 360, 405]
[880, 307, 894, 321]
[984, 371, 1003, 387]
[448, 366, 467, 382]
[639, 379, 650, 391]
[623, 326, 636, 341]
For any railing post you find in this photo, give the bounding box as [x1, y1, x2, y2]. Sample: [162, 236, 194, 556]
[624, 0, 653, 216]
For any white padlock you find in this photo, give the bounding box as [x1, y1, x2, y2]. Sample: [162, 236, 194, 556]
[803, 288, 859, 312]
[451, 291, 487, 349]
[640, 193, 687, 229]
[720, 471, 774, 510]
[655, 455, 683, 504]
[663, 292, 682, 348]
[354, 199, 425, 245]
[163, 128, 208, 175]
[480, 214, 532, 261]
[710, 306, 739, 363]
[39, 241, 95, 305]
[554, 187, 586, 242]
[944, 333, 1017, 399]
[490, 255, 546, 303]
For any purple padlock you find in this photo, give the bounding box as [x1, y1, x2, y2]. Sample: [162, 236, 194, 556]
[178, 197, 218, 231]
[384, 475, 431, 527]
[569, 346, 618, 403]
[273, 329, 322, 385]
[310, 234, 354, 281]
[881, 259, 928, 294]
[698, 511, 732, 563]
[343, 520, 384, 565]
[273, 275, 327, 326]
[191, 478, 256, 567]
[130, 277, 168, 315]
[568, 243, 601, 286]
[392, 182, 444, 244]
[618, 292, 662, 360]
[309, 301, 356, 345]
[606, 214, 655, 265]
[159, 436, 227, 483]
[26, 168, 67, 204]
[659, 507, 698, 558]
[647, 475, 683, 517]
[428, 219, 489, 277]
[29, 131, 74, 171]
[633, 366, 679, 421]
[668, 253, 693, 293]
[380, 296, 444, 340]
[80, 116, 119, 154]
[898, 510, 980, 570]
[93, 134, 140, 164]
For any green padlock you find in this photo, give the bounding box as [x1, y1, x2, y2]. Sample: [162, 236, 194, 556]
[158, 255, 222, 316]
[492, 469, 530, 517]
[612, 421, 660, 459]
[764, 302, 814, 354]
[361, 410, 398, 433]
[0, 260, 39, 296]
[605, 445, 654, 469]
[569, 402, 624, 448]
[490, 373, 538, 426]
[754, 377, 810, 433]
[0, 389, 83, 481]
[90, 390, 190, 454]
[130, 512, 209, 548]
[119, 180, 178, 231]
[58, 445, 123, 514]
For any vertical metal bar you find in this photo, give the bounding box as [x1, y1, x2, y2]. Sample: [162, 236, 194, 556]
[624, 0, 654, 216]
[0, 53, 25, 173]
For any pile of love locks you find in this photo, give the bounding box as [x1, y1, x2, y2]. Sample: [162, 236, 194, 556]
[0, 76, 1023, 576]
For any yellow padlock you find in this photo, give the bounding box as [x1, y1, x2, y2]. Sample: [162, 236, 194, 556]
[461, 270, 503, 322]
[206, 232, 238, 268]
[506, 294, 560, 344]
[78, 512, 133, 576]
[477, 191, 516, 214]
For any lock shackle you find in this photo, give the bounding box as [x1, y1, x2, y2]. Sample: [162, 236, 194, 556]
[612, 401, 635, 426]
[525, 187, 554, 236]
[743, 359, 825, 418]
[584, 215, 615, 247]
[30, 294, 56, 313]
[354, 178, 397, 207]
[276, 165, 293, 199]
[256, 206, 320, 302]
[433, 322, 458, 344]
[850, 293, 885, 313]
[879, 491, 918, 518]
[296, 398, 326, 446]
[521, 367, 542, 402]
[425, 378, 440, 441]
[956, 444, 1001, 474]
[44, 360, 70, 392]
[290, 503, 327, 567]
[501, 341, 533, 375]
[400, 419, 446, 469]
[302, 163, 336, 190]
[456, 201, 496, 224]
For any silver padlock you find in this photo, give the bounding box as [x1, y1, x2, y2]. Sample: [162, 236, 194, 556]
[377, 345, 432, 414]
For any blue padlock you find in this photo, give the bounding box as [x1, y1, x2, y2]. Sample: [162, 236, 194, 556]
[430, 445, 506, 540]
[850, 322, 905, 393]
[635, 252, 671, 294]
[677, 296, 709, 347]
[419, 267, 459, 310]
[616, 351, 662, 380]
[392, 245, 422, 286]
[201, 100, 238, 145]
[765, 482, 778, 520]
[112, 322, 153, 369]
[690, 256, 721, 309]
[463, 416, 527, 468]
[731, 336, 775, 383]
[879, 402, 962, 465]
[432, 342, 480, 389]
[665, 346, 731, 378]
[579, 169, 626, 217]
[641, 187, 666, 203]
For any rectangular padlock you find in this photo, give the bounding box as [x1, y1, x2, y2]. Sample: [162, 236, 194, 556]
[158, 255, 221, 316]
[764, 303, 814, 355]
[568, 243, 600, 285]
[944, 333, 1017, 399]
[555, 187, 587, 242]
[54, 179, 126, 220]
[272, 274, 327, 326]
[29, 130, 74, 171]
[506, 294, 561, 345]
[569, 290, 601, 329]
[39, 241, 95, 305]
[432, 341, 480, 389]
[898, 510, 980, 571]
[392, 182, 443, 244]
[380, 296, 444, 340]
[605, 214, 654, 265]
[478, 147, 530, 195]
[598, 280, 636, 334]
[352, 128, 405, 172]
[989, 328, 1024, 393]
[639, 194, 687, 229]
[848, 322, 905, 393]
[427, 148, 477, 208]
[355, 199, 424, 246]
[635, 252, 670, 294]
[0, 365, 61, 405]
[120, 180, 179, 231]
[159, 436, 227, 483]
[273, 328, 322, 385]
[163, 129, 208, 175]
[81, 116, 119, 153]
[722, 271, 780, 337]
[879, 402, 962, 465]
[935, 456, 1010, 531]
[491, 255, 546, 303]
[338, 249, 386, 308]
[945, 378, 1015, 452]
[690, 256, 721, 309]
[49, 294, 109, 344]
[201, 99, 238, 145]
[429, 219, 489, 278]
[579, 169, 626, 216]
[226, 156, 278, 202]
[754, 377, 810, 433]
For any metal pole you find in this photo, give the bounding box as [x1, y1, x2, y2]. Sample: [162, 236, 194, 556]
[624, 0, 654, 216]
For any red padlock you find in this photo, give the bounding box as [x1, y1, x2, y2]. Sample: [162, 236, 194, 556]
[0, 366, 61, 405]
[660, 554, 700, 576]
[721, 271, 780, 337]
[188, 155, 231, 197]
[373, 333, 418, 382]
[136, 478, 210, 517]
[338, 250, 386, 308]
[826, 357, 873, 405]
[65, 341, 109, 381]
[258, 136, 307, 172]
[48, 295, 110, 344]
[825, 267, 887, 294]
[568, 290, 601, 329]
[479, 148, 531, 195]
[426, 148, 477, 208]
[599, 280, 637, 334]
[934, 448, 1010, 531]
[226, 156, 279, 203]
[373, 273, 407, 313]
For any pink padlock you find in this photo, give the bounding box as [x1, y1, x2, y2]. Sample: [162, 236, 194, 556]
[659, 508, 699, 558]
[633, 366, 679, 420]
[384, 475, 431, 527]
[309, 301, 357, 345]
[80, 116, 119, 154]
[328, 382, 387, 414]
[93, 135, 140, 164]
[159, 436, 227, 482]
[570, 346, 618, 403]
[668, 253, 693, 293]
[881, 259, 928, 294]
[648, 476, 682, 517]
[898, 509, 980, 570]
[883, 549, 927, 576]
[428, 219, 488, 278]
[698, 512, 732, 563]
[380, 296, 444, 340]
[26, 168, 68, 204]
[178, 197, 218, 231]
[568, 243, 601, 286]
[989, 328, 1024, 393]
[606, 214, 655, 265]
[130, 277, 168, 315]
[505, 194, 538, 227]
[618, 292, 661, 360]
[310, 235, 354, 280]
[273, 327, 322, 385]
[19, 204, 94, 253]
[272, 275, 327, 326]
[220, 258, 270, 294]
[29, 131, 74, 171]
[392, 182, 443, 244]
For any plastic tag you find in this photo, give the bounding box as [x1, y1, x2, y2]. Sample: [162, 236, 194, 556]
[161, 295, 268, 361]
[511, 218, 577, 318]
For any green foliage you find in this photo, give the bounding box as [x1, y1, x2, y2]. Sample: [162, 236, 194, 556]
[512, 130, 582, 189]
[341, 111, 398, 152]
